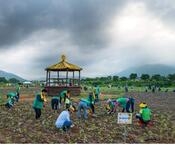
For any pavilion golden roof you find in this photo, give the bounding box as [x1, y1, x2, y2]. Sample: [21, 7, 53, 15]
[45, 55, 82, 71]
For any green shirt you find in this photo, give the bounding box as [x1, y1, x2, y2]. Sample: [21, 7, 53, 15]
[32, 94, 44, 109]
[140, 108, 151, 121]
[116, 97, 128, 108]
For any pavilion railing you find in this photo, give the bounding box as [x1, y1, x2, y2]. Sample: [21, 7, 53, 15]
[46, 78, 80, 87]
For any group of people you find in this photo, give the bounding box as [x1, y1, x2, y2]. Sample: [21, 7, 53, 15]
[31, 86, 101, 131]
[5, 84, 152, 132]
[5, 84, 20, 109]
[106, 97, 152, 127]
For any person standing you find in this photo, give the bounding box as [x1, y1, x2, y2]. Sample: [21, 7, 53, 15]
[32, 89, 47, 119]
[94, 85, 100, 103]
[15, 83, 20, 102]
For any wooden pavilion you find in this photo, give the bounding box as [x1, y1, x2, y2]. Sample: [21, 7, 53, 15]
[45, 55, 82, 96]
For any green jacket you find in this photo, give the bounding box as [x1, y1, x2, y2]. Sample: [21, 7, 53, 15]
[52, 96, 59, 100]
[60, 90, 67, 98]
[32, 94, 44, 109]
[140, 107, 152, 121]
[87, 94, 95, 104]
[7, 92, 16, 99]
[80, 95, 94, 106]
[95, 86, 100, 95]
[80, 98, 91, 106]
[116, 97, 128, 108]
[16, 85, 20, 93]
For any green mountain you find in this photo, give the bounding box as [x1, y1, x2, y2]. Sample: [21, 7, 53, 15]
[0, 70, 25, 82]
[117, 64, 175, 77]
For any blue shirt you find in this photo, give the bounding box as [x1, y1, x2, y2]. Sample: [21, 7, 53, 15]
[55, 110, 70, 128]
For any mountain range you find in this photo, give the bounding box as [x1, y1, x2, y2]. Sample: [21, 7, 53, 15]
[117, 64, 175, 77]
[0, 70, 25, 82]
[1, 64, 175, 81]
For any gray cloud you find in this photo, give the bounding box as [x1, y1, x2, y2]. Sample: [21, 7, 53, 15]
[0, 0, 126, 50]
[0, 0, 175, 80]
[144, 0, 175, 28]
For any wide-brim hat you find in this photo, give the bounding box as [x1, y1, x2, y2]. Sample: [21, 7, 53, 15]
[139, 102, 147, 108]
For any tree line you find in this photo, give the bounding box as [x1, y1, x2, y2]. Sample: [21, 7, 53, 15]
[81, 73, 175, 87]
[0, 77, 20, 84]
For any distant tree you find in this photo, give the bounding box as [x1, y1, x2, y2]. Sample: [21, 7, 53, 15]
[99, 77, 107, 81]
[141, 74, 150, 80]
[151, 74, 162, 81]
[129, 73, 137, 80]
[113, 76, 119, 81]
[120, 76, 128, 81]
[167, 74, 175, 81]
[8, 78, 20, 84]
[0, 77, 8, 83]
[107, 76, 112, 80]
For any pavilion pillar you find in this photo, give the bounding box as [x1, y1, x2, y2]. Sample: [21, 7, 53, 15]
[48, 71, 51, 86]
[66, 70, 68, 86]
[57, 71, 59, 85]
[46, 70, 48, 86]
[73, 71, 75, 86]
[78, 70, 81, 86]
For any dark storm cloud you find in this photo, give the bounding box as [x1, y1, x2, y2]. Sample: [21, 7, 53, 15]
[62, 0, 126, 52]
[0, 0, 126, 51]
[0, 0, 69, 48]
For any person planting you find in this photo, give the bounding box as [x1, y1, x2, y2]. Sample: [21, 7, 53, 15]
[7, 92, 18, 102]
[106, 99, 116, 114]
[55, 105, 74, 132]
[77, 92, 96, 119]
[136, 102, 152, 127]
[51, 95, 60, 111]
[59, 90, 67, 105]
[5, 97, 15, 109]
[64, 90, 76, 112]
[106, 96, 135, 114]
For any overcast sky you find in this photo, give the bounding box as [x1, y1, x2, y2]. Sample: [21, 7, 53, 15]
[0, 0, 175, 80]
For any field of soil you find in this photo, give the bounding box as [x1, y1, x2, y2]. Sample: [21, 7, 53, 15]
[0, 87, 175, 143]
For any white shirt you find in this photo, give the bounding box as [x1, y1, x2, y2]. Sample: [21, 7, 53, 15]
[55, 110, 70, 128]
